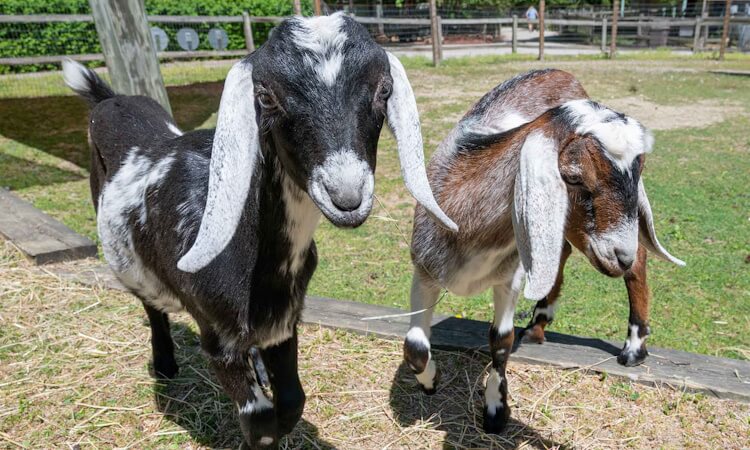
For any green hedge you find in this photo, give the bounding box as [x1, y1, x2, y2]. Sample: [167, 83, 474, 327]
[0, 0, 312, 73]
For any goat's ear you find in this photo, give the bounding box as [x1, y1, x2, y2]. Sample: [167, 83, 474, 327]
[637, 180, 685, 266]
[177, 60, 260, 273]
[385, 52, 458, 233]
[512, 132, 569, 300]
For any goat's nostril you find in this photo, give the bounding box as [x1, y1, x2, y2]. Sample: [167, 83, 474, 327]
[327, 188, 362, 212]
[615, 248, 635, 270]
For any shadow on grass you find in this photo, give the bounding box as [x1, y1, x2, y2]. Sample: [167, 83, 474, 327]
[388, 357, 562, 450]
[0, 81, 222, 174]
[0, 152, 83, 190]
[149, 321, 336, 449]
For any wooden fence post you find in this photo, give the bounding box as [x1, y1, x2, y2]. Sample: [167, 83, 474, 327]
[293, 0, 302, 16]
[538, 0, 545, 61]
[610, 0, 619, 58]
[376, 1, 385, 38]
[719, 0, 732, 60]
[429, 0, 440, 66]
[436, 15, 444, 61]
[512, 15, 518, 54]
[242, 12, 255, 52]
[601, 18, 607, 53]
[88, 0, 171, 116]
[314, 0, 322, 16]
[692, 16, 702, 52]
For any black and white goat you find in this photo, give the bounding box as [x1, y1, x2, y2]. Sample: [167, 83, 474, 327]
[402, 69, 684, 433]
[64, 12, 456, 448]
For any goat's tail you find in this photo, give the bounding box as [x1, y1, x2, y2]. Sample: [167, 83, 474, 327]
[62, 59, 115, 106]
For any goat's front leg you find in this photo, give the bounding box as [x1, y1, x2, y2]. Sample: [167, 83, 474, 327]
[618, 245, 651, 366]
[259, 330, 305, 436]
[139, 300, 178, 379]
[403, 269, 441, 394]
[520, 241, 572, 344]
[202, 332, 277, 449]
[484, 264, 523, 434]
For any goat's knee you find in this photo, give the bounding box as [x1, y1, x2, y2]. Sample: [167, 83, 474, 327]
[403, 327, 439, 394]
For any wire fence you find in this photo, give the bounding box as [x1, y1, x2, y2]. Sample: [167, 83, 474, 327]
[1, 2, 749, 98]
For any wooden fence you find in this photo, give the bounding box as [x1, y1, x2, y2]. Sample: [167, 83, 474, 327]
[1, 13, 748, 67]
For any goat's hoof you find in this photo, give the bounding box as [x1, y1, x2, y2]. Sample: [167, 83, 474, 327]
[617, 346, 648, 367]
[519, 325, 545, 344]
[153, 357, 179, 379]
[240, 437, 279, 450]
[483, 404, 511, 434]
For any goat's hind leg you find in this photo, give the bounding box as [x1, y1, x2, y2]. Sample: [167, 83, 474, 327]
[140, 300, 178, 379]
[520, 241, 572, 344]
[403, 269, 441, 394]
[618, 245, 650, 367]
[484, 265, 523, 434]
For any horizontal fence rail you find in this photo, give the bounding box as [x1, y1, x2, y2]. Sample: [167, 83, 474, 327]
[1, 12, 748, 70]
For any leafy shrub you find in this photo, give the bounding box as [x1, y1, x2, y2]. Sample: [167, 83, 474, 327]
[0, 0, 312, 73]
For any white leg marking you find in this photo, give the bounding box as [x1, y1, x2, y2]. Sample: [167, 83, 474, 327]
[493, 264, 524, 335]
[259, 437, 274, 446]
[532, 303, 557, 322]
[623, 324, 645, 354]
[237, 384, 273, 415]
[415, 359, 437, 390]
[485, 368, 504, 416]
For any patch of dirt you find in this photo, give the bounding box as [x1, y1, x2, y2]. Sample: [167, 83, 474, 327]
[606, 96, 746, 130]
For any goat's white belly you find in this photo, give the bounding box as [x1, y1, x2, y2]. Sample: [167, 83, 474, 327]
[444, 244, 517, 297]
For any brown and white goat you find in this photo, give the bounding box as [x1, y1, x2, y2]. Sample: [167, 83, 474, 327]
[403, 69, 684, 433]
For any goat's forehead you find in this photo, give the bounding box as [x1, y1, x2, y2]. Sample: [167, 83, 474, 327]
[562, 99, 652, 172]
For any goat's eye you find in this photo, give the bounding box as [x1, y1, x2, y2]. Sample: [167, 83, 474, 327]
[378, 83, 392, 100]
[563, 174, 583, 186]
[256, 92, 276, 110]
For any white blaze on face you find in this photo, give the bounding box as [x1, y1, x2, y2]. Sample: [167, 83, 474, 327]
[562, 99, 653, 173]
[291, 12, 347, 86]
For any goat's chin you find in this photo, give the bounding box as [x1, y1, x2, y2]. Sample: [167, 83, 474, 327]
[588, 253, 625, 278]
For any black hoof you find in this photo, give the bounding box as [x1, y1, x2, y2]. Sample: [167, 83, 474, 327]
[617, 346, 648, 367]
[519, 325, 545, 344]
[483, 404, 511, 434]
[153, 357, 179, 379]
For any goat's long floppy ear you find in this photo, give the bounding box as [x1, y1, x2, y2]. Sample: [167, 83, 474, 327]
[177, 61, 260, 273]
[385, 52, 458, 232]
[512, 132, 569, 300]
[637, 180, 685, 266]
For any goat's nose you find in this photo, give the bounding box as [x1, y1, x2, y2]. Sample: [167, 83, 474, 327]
[328, 188, 362, 211]
[615, 248, 635, 271]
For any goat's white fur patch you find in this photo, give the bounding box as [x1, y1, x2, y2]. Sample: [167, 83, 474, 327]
[259, 437, 275, 446]
[178, 61, 259, 273]
[485, 368, 504, 416]
[280, 169, 321, 276]
[166, 121, 183, 136]
[445, 242, 516, 297]
[493, 264, 524, 335]
[405, 327, 436, 389]
[622, 324, 646, 360]
[590, 218, 639, 271]
[532, 303, 557, 322]
[416, 359, 437, 390]
[291, 13, 347, 86]
[496, 112, 529, 132]
[563, 99, 653, 172]
[386, 52, 458, 233]
[237, 384, 273, 415]
[62, 59, 91, 93]
[513, 132, 568, 301]
[98, 148, 181, 312]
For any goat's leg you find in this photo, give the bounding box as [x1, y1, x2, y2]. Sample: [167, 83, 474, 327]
[520, 241, 572, 344]
[202, 332, 277, 449]
[258, 330, 305, 436]
[403, 269, 441, 394]
[140, 300, 178, 379]
[484, 264, 523, 434]
[618, 245, 650, 367]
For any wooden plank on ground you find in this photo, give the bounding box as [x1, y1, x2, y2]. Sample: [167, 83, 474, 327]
[710, 70, 750, 77]
[51, 263, 750, 403]
[0, 189, 97, 264]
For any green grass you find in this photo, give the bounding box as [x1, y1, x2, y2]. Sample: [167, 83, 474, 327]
[1, 54, 748, 360]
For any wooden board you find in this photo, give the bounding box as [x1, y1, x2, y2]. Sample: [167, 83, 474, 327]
[710, 70, 750, 77]
[51, 263, 750, 403]
[0, 189, 97, 264]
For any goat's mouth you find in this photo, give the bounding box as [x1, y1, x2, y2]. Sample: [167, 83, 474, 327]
[308, 175, 375, 228]
[586, 246, 625, 278]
